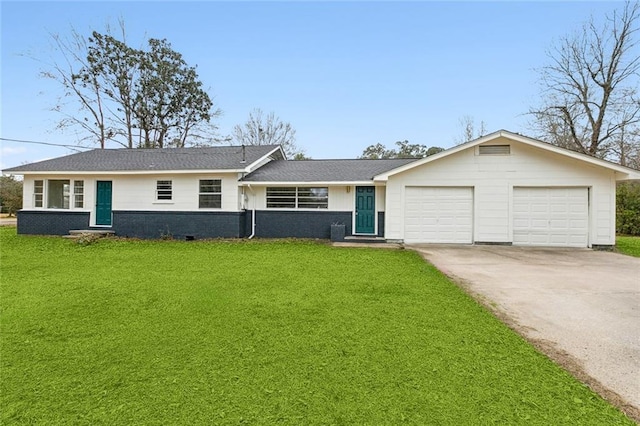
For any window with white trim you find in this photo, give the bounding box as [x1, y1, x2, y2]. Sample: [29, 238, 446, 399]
[34, 180, 44, 208]
[74, 180, 84, 208]
[266, 187, 328, 209]
[32, 179, 85, 209]
[47, 180, 70, 209]
[199, 179, 221, 208]
[156, 180, 172, 201]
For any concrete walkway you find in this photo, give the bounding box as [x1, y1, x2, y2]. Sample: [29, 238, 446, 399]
[0, 217, 17, 226]
[409, 244, 640, 419]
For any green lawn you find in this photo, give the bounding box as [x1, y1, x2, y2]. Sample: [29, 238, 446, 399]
[0, 228, 632, 425]
[616, 236, 640, 257]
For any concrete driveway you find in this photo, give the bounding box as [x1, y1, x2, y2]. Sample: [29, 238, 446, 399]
[409, 244, 640, 418]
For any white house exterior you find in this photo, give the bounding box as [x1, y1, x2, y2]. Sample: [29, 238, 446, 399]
[376, 131, 640, 247]
[7, 145, 286, 238]
[5, 130, 640, 247]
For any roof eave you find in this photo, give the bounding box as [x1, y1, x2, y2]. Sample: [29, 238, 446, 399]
[243, 146, 287, 173]
[374, 129, 640, 180]
[241, 180, 382, 186]
[5, 169, 247, 176]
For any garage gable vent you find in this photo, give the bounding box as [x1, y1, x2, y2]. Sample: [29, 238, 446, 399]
[479, 145, 510, 155]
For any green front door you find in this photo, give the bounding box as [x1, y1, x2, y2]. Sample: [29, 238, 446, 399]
[96, 181, 112, 226]
[355, 186, 375, 234]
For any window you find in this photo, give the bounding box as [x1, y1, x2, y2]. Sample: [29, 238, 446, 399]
[33, 180, 44, 208]
[266, 187, 296, 208]
[298, 187, 329, 208]
[47, 180, 70, 209]
[156, 180, 172, 201]
[199, 179, 221, 208]
[266, 187, 328, 209]
[74, 181, 84, 208]
[33, 179, 83, 209]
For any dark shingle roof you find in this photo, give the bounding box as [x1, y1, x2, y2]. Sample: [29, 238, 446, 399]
[3, 145, 282, 172]
[241, 158, 418, 182]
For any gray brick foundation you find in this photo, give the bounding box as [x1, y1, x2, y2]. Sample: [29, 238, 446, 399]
[16, 209, 385, 241]
[17, 210, 90, 235]
[112, 211, 247, 240]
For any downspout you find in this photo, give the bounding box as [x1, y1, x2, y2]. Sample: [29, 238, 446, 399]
[247, 184, 256, 239]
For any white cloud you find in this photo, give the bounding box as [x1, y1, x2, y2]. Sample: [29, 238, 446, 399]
[1, 146, 27, 156]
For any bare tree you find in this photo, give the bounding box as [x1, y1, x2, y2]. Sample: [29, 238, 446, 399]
[42, 29, 110, 148]
[233, 109, 301, 157]
[456, 115, 487, 144]
[530, 1, 640, 165]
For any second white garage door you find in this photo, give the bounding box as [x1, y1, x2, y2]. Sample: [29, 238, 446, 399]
[513, 187, 589, 247]
[404, 187, 473, 244]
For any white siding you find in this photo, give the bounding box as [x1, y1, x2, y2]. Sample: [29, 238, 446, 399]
[22, 178, 36, 210]
[376, 186, 386, 212]
[21, 173, 242, 226]
[385, 137, 617, 246]
[112, 174, 239, 211]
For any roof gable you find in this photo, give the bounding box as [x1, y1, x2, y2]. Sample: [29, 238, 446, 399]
[3, 145, 285, 174]
[374, 130, 640, 181]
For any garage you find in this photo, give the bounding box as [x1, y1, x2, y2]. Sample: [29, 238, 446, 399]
[513, 187, 589, 247]
[404, 187, 473, 243]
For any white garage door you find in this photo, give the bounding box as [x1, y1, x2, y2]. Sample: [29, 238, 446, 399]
[404, 187, 473, 244]
[513, 187, 589, 247]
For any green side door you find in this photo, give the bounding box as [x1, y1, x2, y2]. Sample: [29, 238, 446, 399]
[355, 186, 375, 234]
[95, 181, 113, 226]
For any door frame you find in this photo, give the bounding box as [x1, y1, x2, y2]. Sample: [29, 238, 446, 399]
[95, 180, 113, 227]
[354, 186, 376, 235]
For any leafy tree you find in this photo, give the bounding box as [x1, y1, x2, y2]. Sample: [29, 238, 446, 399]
[530, 1, 640, 165]
[425, 146, 446, 156]
[292, 152, 311, 160]
[43, 23, 219, 149]
[360, 141, 443, 159]
[360, 143, 395, 159]
[85, 30, 139, 148]
[395, 141, 429, 158]
[233, 109, 302, 157]
[617, 182, 640, 235]
[0, 176, 23, 217]
[135, 38, 214, 148]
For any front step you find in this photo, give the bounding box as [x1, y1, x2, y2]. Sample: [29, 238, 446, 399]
[65, 229, 115, 239]
[344, 235, 387, 244]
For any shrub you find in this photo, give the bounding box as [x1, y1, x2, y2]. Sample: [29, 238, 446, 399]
[617, 182, 640, 236]
[0, 176, 23, 217]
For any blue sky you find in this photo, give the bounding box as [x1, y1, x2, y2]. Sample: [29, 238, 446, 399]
[0, 1, 621, 169]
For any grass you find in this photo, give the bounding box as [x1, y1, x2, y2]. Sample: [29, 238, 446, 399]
[0, 228, 633, 425]
[616, 236, 640, 257]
